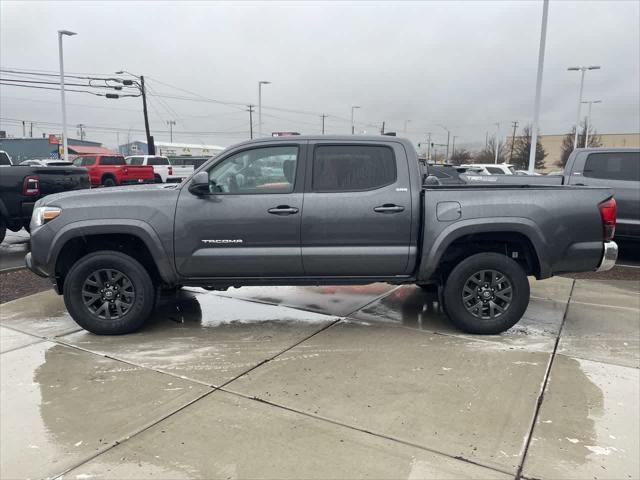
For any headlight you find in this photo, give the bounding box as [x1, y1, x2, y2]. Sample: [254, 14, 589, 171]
[31, 206, 62, 229]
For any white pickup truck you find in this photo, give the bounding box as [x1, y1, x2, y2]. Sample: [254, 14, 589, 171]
[125, 155, 194, 183]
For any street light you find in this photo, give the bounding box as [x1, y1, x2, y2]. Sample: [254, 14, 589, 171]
[581, 99, 602, 147]
[568, 65, 601, 149]
[351, 106, 361, 135]
[166, 120, 176, 143]
[258, 81, 271, 137]
[58, 29, 76, 162]
[437, 124, 450, 162]
[493, 122, 500, 164]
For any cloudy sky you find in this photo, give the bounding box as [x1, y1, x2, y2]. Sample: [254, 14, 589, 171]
[1, 0, 638, 150]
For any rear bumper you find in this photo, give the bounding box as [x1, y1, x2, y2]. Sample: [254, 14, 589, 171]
[120, 178, 155, 185]
[596, 241, 618, 272]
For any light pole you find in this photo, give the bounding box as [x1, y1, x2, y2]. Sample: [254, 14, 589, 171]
[404, 119, 411, 133]
[582, 100, 602, 147]
[58, 29, 76, 162]
[167, 120, 176, 143]
[528, 0, 549, 173]
[493, 122, 500, 164]
[437, 124, 450, 162]
[451, 136, 458, 159]
[568, 65, 601, 149]
[351, 106, 360, 135]
[258, 81, 271, 137]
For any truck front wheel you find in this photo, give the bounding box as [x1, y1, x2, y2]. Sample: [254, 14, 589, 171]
[443, 252, 529, 334]
[63, 251, 156, 334]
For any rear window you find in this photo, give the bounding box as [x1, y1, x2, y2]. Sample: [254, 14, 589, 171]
[148, 157, 170, 166]
[312, 145, 396, 192]
[0, 152, 11, 166]
[99, 156, 126, 166]
[126, 157, 144, 165]
[73, 156, 96, 166]
[583, 152, 640, 182]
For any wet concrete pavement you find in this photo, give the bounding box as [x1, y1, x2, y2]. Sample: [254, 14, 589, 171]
[0, 277, 638, 479]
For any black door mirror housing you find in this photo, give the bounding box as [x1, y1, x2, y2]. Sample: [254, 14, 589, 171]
[188, 171, 210, 195]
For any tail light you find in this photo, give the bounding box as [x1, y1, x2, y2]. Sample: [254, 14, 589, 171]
[598, 197, 616, 241]
[168, 166, 173, 175]
[22, 175, 40, 196]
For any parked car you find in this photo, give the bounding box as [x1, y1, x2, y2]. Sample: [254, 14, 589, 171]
[20, 159, 74, 167]
[72, 154, 155, 187]
[515, 170, 542, 176]
[0, 151, 90, 243]
[125, 155, 194, 183]
[421, 163, 469, 185]
[461, 163, 516, 175]
[27, 136, 617, 335]
[465, 148, 640, 241]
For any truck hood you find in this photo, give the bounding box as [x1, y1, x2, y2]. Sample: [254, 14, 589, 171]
[38, 183, 180, 207]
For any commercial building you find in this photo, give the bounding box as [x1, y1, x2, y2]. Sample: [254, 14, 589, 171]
[0, 137, 102, 162]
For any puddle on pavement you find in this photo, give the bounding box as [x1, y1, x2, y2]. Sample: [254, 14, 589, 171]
[218, 283, 396, 316]
[525, 355, 639, 479]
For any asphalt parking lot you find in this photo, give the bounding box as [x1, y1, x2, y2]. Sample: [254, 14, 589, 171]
[1, 277, 638, 479]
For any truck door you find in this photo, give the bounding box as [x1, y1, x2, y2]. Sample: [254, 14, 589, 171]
[571, 151, 640, 238]
[301, 141, 413, 276]
[174, 143, 305, 277]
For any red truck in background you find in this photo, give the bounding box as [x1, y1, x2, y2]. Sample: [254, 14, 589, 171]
[72, 154, 155, 187]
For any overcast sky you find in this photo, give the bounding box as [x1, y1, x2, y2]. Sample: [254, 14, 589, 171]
[1, 0, 638, 150]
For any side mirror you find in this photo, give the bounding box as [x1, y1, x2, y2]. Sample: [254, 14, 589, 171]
[188, 171, 210, 195]
[423, 175, 442, 186]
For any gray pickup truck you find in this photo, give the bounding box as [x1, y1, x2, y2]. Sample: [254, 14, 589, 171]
[26, 136, 618, 335]
[464, 148, 639, 240]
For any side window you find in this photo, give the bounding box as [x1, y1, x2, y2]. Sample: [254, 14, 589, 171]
[73, 156, 96, 166]
[312, 145, 396, 192]
[127, 157, 144, 165]
[0, 152, 11, 165]
[100, 156, 126, 166]
[583, 152, 640, 181]
[149, 157, 170, 166]
[207, 146, 298, 194]
[486, 167, 506, 175]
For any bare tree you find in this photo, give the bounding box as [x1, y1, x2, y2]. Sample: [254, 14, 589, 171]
[511, 125, 547, 170]
[449, 148, 472, 165]
[558, 122, 602, 167]
[473, 136, 505, 164]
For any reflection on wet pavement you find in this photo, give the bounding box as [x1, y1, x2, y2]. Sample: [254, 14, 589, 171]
[524, 356, 639, 479]
[217, 283, 397, 316]
[61, 291, 339, 386]
[0, 341, 209, 480]
[0, 277, 638, 479]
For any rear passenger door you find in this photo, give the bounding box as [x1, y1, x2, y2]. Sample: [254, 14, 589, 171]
[301, 142, 413, 276]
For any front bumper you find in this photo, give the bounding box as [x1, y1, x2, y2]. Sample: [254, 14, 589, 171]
[25, 252, 48, 278]
[596, 241, 618, 272]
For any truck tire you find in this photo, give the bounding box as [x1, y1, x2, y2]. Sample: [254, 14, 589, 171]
[443, 252, 529, 335]
[63, 251, 156, 335]
[102, 177, 116, 187]
[154, 174, 163, 183]
[0, 217, 6, 244]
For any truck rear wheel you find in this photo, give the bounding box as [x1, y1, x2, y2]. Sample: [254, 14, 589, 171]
[63, 250, 155, 335]
[0, 217, 6, 244]
[443, 252, 529, 334]
[102, 177, 116, 187]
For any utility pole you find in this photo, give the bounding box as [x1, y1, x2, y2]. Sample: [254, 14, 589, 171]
[29, 122, 33, 138]
[351, 106, 360, 135]
[509, 120, 519, 162]
[77, 124, 85, 141]
[22, 121, 26, 137]
[494, 122, 501, 164]
[451, 136, 458, 160]
[247, 105, 255, 139]
[321, 114, 327, 134]
[426, 132, 432, 161]
[139, 75, 155, 154]
[380, 121, 385, 135]
[166, 120, 176, 143]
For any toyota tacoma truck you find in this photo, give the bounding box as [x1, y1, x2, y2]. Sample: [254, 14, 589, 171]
[26, 136, 618, 335]
[72, 154, 155, 187]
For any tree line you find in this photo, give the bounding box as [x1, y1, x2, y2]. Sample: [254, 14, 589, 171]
[446, 122, 601, 170]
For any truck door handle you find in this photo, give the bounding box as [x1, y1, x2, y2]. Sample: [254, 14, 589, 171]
[268, 205, 299, 215]
[374, 204, 405, 213]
